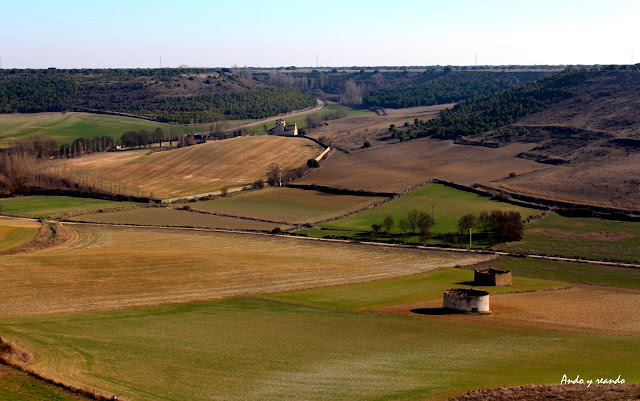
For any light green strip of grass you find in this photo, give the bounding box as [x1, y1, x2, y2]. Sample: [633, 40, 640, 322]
[319, 183, 539, 234]
[0, 297, 637, 401]
[497, 213, 640, 263]
[267, 267, 563, 311]
[0, 196, 136, 218]
[473, 257, 640, 289]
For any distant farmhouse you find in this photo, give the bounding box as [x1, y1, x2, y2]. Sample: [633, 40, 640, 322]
[268, 119, 298, 136]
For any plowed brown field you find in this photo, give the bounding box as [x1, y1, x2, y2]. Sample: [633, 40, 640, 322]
[300, 138, 545, 192]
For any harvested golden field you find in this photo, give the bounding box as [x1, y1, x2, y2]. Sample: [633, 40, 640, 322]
[68, 207, 291, 231]
[375, 285, 640, 336]
[488, 153, 640, 210]
[0, 221, 492, 317]
[300, 138, 545, 192]
[189, 187, 385, 224]
[47, 136, 322, 199]
[307, 104, 453, 151]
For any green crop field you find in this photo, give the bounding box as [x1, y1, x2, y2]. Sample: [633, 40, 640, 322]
[309, 184, 539, 245]
[471, 257, 640, 289]
[70, 207, 292, 231]
[189, 187, 385, 224]
[0, 224, 39, 252]
[0, 296, 637, 401]
[268, 267, 563, 311]
[0, 196, 136, 218]
[0, 112, 187, 147]
[496, 213, 640, 263]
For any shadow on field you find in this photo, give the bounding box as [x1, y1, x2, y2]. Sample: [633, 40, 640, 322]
[411, 308, 466, 316]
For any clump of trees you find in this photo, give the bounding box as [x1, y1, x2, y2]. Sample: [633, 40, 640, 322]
[265, 163, 309, 187]
[456, 210, 524, 243]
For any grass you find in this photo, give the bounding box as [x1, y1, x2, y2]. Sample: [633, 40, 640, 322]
[0, 225, 39, 252]
[497, 213, 640, 263]
[48, 136, 322, 199]
[470, 257, 640, 289]
[0, 222, 488, 317]
[0, 297, 637, 401]
[310, 184, 539, 246]
[267, 266, 563, 311]
[189, 187, 386, 224]
[0, 365, 86, 401]
[0, 112, 188, 147]
[69, 207, 292, 231]
[0, 196, 136, 218]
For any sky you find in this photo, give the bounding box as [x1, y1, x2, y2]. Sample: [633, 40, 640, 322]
[1, 0, 639, 68]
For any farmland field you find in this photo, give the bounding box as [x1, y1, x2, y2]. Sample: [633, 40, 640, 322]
[189, 187, 385, 224]
[47, 136, 323, 199]
[298, 138, 546, 192]
[0, 218, 41, 252]
[487, 154, 640, 211]
[0, 288, 637, 401]
[0, 112, 185, 147]
[317, 183, 539, 234]
[496, 213, 640, 263]
[0, 196, 136, 218]
[69, 207, 291, 231]
[268, 267, 563, 311]
[0, 221, 489, 317]
[469, 257, 640, 289]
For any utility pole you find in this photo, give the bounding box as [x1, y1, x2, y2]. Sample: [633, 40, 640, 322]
[398, 178, 404, 193]
[467, 227, 473, 249]
[431, 203, 436, 222]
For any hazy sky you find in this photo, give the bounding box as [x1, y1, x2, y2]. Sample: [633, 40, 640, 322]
[1, 0, 639, 68]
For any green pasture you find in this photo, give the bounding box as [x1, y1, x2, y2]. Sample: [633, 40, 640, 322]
[0, 112, 188, 147]
[0, 225, 39, 252]
[190, 187, 385, 224]
[268, 267, 563, 311]
[312, 184, 539, 243]
[0, 295, 637, 401]
[0, 196, 136, 218]
[472, 257, 640, 289]
[497, 213, 640, 263]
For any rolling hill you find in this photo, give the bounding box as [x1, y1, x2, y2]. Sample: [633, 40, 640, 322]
[46, 135, 323, 199]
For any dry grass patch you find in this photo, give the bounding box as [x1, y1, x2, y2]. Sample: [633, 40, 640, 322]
[47, 136, 322, 199]
[0, 222, 491, 317]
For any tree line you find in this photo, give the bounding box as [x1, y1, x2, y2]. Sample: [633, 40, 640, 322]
[363, 71, 547, 109]
[370, 208, 523, 246]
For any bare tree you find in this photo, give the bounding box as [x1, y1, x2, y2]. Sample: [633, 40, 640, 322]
[382, 215, 394, 234]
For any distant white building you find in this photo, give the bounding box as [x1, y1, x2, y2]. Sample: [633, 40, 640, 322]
[268, 119, 298, 136]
